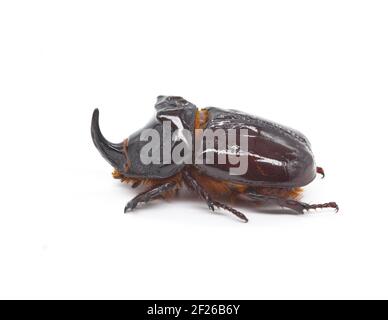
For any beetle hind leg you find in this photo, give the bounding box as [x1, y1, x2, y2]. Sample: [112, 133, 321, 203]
[246, 190, 338, 214]
[303, 202, 339, 212]
[316, 166, 325, 178]
[124, 182, 177, 213]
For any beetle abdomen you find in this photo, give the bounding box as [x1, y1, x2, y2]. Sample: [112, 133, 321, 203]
[190, 167, 303, 200]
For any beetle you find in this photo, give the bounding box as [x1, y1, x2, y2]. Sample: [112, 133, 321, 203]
[91, 96, 338, 222]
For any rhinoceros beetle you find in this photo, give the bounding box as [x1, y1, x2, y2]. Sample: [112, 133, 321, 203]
[91, 96, 338, 222]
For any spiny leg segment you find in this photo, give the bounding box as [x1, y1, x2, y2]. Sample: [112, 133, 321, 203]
[316, 166, 325, 178]
[124, 182, 177, 213]
[246, 190, 339, 214]
[182, 170, 248, 223]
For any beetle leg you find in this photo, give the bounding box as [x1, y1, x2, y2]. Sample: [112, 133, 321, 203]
[182, 170, 248, 222]
[316, 167, 325, 178]
[212, 201, 249, 223]
[124, 182, 177, 213]
[246, 190, 338, 214]
[182, 170, 215, 211]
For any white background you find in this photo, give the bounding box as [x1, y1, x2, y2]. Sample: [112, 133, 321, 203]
[0, 0, 387, 300]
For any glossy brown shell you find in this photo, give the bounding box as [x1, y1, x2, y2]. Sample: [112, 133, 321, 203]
[196, 107, 317, 188]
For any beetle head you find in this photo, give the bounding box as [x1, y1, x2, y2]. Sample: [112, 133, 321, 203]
[91, 96, 197, 179]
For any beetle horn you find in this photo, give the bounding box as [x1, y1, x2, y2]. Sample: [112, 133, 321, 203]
[91, 109, 125, 169]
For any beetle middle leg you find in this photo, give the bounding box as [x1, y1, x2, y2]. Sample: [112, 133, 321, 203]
[182, 170, 248, 222]
[124, 182, 177, 213]
[246, 190, 338, 214]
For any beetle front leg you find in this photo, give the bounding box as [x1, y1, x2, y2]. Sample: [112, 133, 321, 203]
[124, 182, 177, 213]
[246, 190, 338, 214]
